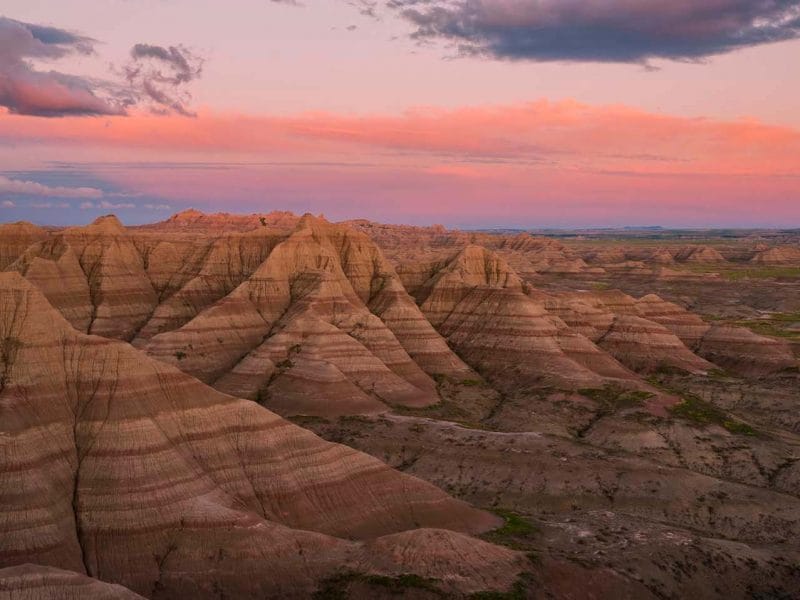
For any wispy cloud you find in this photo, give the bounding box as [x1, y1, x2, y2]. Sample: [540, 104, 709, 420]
[0, 174, 103, 197]
[386, 0, 800, 63]
[79, 200, 136, 209]
[1, 199, 15, 208]
[124, 44, 203, 116]
[29, 201, 70, 208]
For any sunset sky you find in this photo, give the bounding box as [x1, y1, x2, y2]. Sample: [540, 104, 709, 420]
[1, 1, 799, 227]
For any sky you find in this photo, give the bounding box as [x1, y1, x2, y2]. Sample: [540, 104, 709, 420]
[1, 0, 799, 228]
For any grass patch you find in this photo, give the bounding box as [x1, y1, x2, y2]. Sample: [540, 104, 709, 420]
[669, 392, 727, 424]
[313, 571, 444, 599]
[727, 312, 800, 342]
[723, 420, 758, 436]
[669, 392, 759, 436]
[481, 509, 539, 553]
[578, 385, 654, 412]
[431, 373, 447, 386]
[492, 509, 537, 537]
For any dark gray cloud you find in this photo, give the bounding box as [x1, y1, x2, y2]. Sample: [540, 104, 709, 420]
[386, 0, 800, 63]
[124, 43, 203, 116]
[349, 1, 381, 19]
[0, 16, 128, 116]
[0, 16, 204, 118]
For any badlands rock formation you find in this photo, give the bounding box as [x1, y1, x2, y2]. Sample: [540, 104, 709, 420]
[634, 294, 797, 375]
[348, 220, 597, 277]
[673, 245, 727, 263]
[0, 272, 526, 598]
[414, 245, 636, 389]
[538, 291, 713, 374]
[137, 208, 301, 233]
[1, 211, 799, 598]
[143, 216, 454, 416]
[749, 245, 800, 264]
[0, 565, 146, 600]
[0, 222, 47, 270]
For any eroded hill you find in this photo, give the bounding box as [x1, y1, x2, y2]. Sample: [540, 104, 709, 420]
[1, 211, 798, 599]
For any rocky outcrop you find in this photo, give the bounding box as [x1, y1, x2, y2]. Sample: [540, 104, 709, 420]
[60, 217, 159, 339]
[145, 219, 443, 415]
[0, 222, 47, 270]
[132, 229, 285, 342]
[7, 237, 93, 332]
[534, 291, 712, 374]
[1, 213, 470, 416]
[0, 272, 519, 598]
[696, 324, 797, 376]
[531, 288, 796, 376]
[634, 294, 796, 375]
[139, 209, 301, 233]
[649, 248, 675, 264]
[749, 245, 800, 264]
[674, 245, 726, 263]
[634, 294, 710, 344]
[416, 245, 634, 389]
[595, 314, 713, 374]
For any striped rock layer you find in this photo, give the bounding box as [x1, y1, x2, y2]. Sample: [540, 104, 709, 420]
[415, 245, 636, 391]
[0, 272, 521, 598]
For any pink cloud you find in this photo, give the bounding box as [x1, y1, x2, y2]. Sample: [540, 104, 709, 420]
[1, 99, 798, 225]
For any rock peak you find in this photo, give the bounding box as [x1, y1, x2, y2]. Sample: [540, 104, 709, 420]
[169, 208, 206, 221]
[69, 214, 127, 235]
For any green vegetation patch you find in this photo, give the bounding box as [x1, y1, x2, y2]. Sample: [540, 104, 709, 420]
[669, 392, 758, 436]
[493, 509, 537, 537]
[313, 571, 444, 599]
[722, 420, 758, 436]
[578, 385, 654, 412]
[730, 311, 800, 342]
[481, 509, 539, 553]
